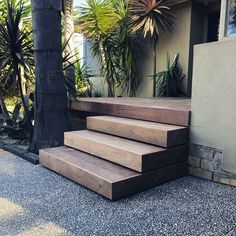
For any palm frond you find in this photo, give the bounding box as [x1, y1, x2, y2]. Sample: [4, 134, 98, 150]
[156, 53, 186, 97]
[129, 0, 175, 39]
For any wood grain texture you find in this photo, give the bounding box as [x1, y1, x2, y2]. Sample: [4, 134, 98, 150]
[71, 98, 191, 126]
[39, 146, 187, 200]
[87, 116, 189, 147]
[64, 130, 188, 172]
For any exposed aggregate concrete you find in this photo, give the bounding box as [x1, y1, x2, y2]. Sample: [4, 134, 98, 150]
[0, 149, 236, 236]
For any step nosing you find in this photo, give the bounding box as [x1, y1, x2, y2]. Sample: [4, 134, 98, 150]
[88, 116, 187, 130]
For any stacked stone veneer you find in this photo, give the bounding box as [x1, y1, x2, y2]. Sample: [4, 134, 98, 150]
[189, 144, 236, 187]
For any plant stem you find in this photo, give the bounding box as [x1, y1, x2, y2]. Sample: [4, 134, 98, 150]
[17, 66, 33, 139]
[99, 41, 114, 97]
[153, 40, 157, 97]
[0, 91, 11, 122]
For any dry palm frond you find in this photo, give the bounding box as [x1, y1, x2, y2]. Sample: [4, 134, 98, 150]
[129, 0, 175, 39]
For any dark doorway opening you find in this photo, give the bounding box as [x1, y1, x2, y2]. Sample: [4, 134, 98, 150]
[207, 11, 220, 42]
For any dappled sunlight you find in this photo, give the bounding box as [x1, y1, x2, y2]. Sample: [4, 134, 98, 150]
[0, 149, 17, 159]
[0, 198, 72, 236]
[0, 160, 16, 177]
[0, 150, 17, 177]
[0, 198, 24, 220]
[17, 222, 72, 236]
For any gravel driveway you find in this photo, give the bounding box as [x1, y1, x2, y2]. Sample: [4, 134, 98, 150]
[0, 149, 236, 236]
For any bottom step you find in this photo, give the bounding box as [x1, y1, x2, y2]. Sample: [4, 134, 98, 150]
[39, 146, 187, 200]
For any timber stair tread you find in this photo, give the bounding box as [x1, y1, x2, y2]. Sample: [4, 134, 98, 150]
[39, 146, 187, 200]
[87, 116, 188, 147]
[39, 146, 139, 182]
[64, 130, 188, 172]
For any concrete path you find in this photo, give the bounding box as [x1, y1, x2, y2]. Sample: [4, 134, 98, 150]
[0, 149, 236, 236]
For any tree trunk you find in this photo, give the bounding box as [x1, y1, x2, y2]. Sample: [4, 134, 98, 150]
[153, 40, 157, 97]
[0, 92, 10, 121]
[30, 0, 70, 153]
[64, 0, 76, 95]
[17, 66, 33, 139]
[99, 41, 115, 97]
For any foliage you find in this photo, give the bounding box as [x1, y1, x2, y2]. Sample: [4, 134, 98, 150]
[0, 0, 31, 21]
[0, 1, 34, 139]
[93, 90, 102, 97]
[129, 0, 174, 39]
[74, 59, 93, 96]
[155, 53, 186, 97]
[78, 0, 140, 97]
[78, 0, 119, 97]
[62, 38, 93, 98]
[112, 0, 140, 96]
[129, 0, 175, 97]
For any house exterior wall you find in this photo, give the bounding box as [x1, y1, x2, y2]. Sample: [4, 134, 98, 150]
[191, 39, 236, 176]
[136, 1, 192, 97]
[78, 1, 206, 98]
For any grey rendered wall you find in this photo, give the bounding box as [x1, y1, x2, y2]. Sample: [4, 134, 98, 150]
[136, 1, 192, 97]
[191, 39, 236, 174]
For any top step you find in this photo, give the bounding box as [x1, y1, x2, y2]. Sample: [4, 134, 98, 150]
[71, 98, 191, 126]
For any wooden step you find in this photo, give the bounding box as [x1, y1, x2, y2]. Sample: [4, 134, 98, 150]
[39, 146, 187, 200]
[87, 116, 189, 148]
[71, 98, 191, 126]
[64, 130, 188, 172]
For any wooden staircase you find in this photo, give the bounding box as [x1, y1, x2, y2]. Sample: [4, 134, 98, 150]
[40, 99, 190, 200]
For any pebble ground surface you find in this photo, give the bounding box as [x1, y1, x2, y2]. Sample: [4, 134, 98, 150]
[0, 149, 236, 236]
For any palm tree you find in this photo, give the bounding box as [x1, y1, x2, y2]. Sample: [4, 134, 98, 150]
[30, 0, 70, 152]
[63, 0, 76, 94]
[78, 0, 119, 97]
[113, 0, 140, 96]
[129, 0, 174, 96]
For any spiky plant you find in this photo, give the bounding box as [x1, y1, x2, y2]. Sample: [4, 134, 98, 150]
[156, 53, 186, 97]
[129, 0, 175, 96]
[0, 1, 34, 138]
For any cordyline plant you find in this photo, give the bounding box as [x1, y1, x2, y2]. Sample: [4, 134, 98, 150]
[129, 0, 175, 96]
[156, 52, 186, 97]
[0, 1, 34, 138]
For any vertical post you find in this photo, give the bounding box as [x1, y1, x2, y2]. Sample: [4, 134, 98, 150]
[219, 0, 227, 40]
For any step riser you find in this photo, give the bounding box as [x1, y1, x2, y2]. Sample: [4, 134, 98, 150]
[64, 132, 188, 172]
[39, 148, 187, 200]
[71, 100, 190, 126]
[87, 117, 189, 148]
[113, 162, 187, 200]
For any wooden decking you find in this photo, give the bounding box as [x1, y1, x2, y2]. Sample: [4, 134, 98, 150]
[71, 98, 191, 126]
